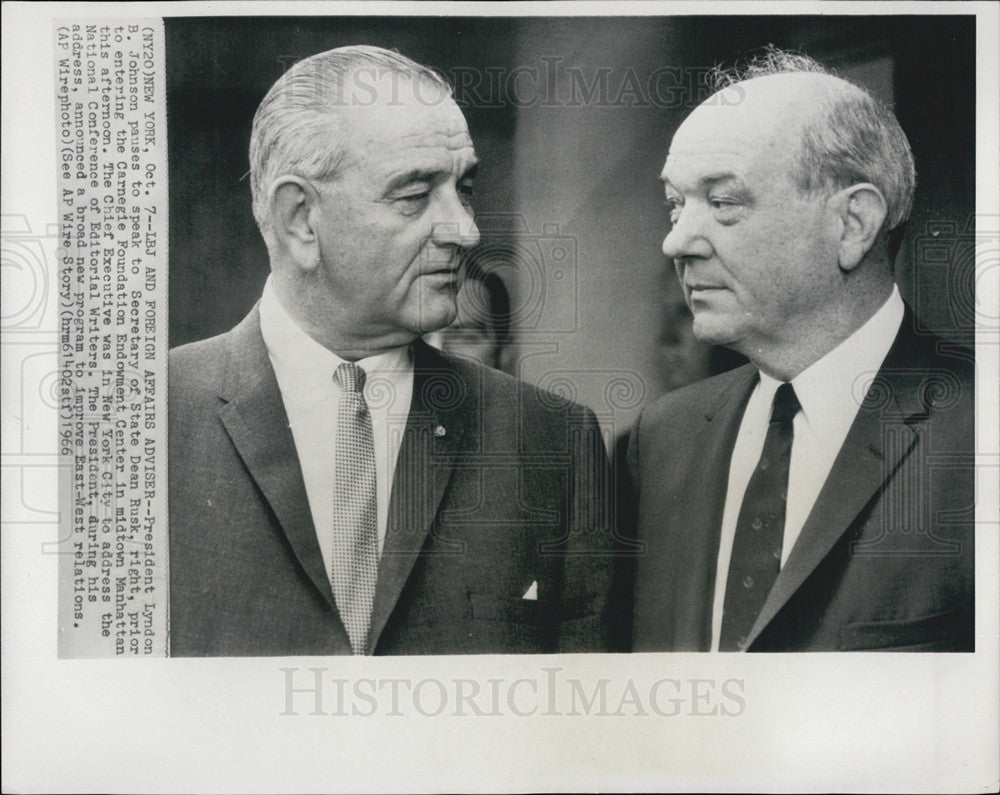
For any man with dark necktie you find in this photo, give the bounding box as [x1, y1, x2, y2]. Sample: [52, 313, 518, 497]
[626, 48, 974, 652]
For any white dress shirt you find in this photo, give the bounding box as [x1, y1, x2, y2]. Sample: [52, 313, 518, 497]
[710, 286, 905, 650]
[259, 278, 413, 582]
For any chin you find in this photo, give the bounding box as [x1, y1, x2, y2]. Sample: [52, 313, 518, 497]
[410, 300, 458, 336]
[690, 314, 740, 348]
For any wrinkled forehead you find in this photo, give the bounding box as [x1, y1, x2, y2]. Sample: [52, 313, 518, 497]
[339, 78, 475, 169]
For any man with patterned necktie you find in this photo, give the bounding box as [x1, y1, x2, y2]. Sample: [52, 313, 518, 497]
[168, 46, 616, 656]
[625, 48, 974, 652]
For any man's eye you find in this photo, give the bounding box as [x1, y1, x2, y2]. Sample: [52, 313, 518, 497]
[709, 197, 744, 222]
[395, 193, 429, 213]
[710, 197, 740, 210]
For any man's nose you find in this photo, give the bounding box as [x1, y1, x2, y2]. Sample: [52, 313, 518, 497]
[662, 205, 712, 260]
[431, 191, 481, 249]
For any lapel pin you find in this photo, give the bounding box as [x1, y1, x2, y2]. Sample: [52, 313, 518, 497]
[434, 425, 447, 437]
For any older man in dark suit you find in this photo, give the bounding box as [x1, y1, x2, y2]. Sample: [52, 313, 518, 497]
[169, 46, 614, 656]
[627, 49, 974, 652]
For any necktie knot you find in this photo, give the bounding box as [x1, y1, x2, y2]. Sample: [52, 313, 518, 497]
[334, 362, 367, 394]
[770, 382, 800, 424]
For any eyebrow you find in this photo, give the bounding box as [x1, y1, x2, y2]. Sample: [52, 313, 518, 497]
[385, 160, 479, 192]
[661, 173, 745, 191]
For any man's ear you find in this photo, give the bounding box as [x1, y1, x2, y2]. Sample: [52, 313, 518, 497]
[833, 183, 888, 272]
[269, 175, 322, 272]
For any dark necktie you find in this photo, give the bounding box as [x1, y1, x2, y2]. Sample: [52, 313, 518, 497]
[720, 382, 800, 651]
[331, 362, 378, 655]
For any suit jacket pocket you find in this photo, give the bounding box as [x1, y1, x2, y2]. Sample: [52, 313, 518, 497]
[469, 592, 542, 623]
[838, 608, 973, 651]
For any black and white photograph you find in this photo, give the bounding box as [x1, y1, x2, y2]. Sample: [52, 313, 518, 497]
[165, 14, 977, 657]
[2, 2, 998, 792]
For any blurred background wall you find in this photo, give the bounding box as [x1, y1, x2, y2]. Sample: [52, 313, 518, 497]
[166, 15, 976, 442]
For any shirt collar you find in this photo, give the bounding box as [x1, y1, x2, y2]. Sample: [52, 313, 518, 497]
[777, 284, 904, 433]
[259, 276, 411, 401]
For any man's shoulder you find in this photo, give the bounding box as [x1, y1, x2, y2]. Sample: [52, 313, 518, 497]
[435, 348, 546, 399]
[425, 345, 598, 424]
[884, 313, 975, 418]
[170, 330, 231, 364]
[169, 331, 231, 395]
[639, 363, 756, 432]
[891, 321, 975, 445]
[169, 306, 263, 397]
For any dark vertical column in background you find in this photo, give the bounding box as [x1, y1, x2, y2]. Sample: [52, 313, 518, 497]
[510, 18, 695, 438]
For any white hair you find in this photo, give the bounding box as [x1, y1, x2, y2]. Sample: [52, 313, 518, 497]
[248, 45, 452, 246]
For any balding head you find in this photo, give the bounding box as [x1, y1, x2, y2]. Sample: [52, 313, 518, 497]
[659, 48, 912, 379]
[692, 52, 916, 249]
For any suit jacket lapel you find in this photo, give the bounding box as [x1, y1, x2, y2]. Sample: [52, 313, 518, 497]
[366, 339, 468, 652]
[683, 367, 758, 648]
[745, 315, 927, 648]
[215, 308, 338, 614]
[644, 366, 756, 650]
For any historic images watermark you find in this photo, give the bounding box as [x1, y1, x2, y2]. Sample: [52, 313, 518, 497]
[279, 667, 747, 718]
[270, 57, 745, 111]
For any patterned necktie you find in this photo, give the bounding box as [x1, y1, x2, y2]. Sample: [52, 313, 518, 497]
[720, 382, 800, 651]
[331, 362, 378, 655]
